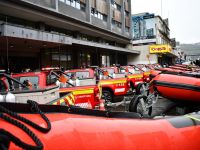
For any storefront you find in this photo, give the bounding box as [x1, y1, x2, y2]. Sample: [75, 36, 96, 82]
[149, 44, 176, 66]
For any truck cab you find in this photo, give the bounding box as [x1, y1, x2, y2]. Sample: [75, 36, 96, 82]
[0, 72, 59, 104]
[42, 68, 100, 109]
[66, 67, 130, 103]
[120, 66, 144, 92]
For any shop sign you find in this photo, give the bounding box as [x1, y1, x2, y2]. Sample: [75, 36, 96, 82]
[149, 45, 172, 54]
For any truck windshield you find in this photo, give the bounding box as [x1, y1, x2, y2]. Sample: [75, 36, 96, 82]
[105, 69, 115, 74]
[76, 71, 90, 79]
[13, 76, 39, 88]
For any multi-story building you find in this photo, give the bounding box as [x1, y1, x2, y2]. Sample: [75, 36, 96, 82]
[0, 0, 139, 72]
[128, 12, 176, 65]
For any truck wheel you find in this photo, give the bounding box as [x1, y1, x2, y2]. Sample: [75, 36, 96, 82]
[129, 95, 152, 116]
[102, 90, 113, 102]
[136, 83, 148, 96]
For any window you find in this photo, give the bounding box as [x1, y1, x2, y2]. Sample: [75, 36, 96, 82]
[111, 1, 121, 11]
[76, 71, 90, 79]
[59, 0, 84, 11]
[91, 9, 107, 21]
[13, 76, 39, 88]
[112, 19, 122, 28]
[125, 27, 129, 32]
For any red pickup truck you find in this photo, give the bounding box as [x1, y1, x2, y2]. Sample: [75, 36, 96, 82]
[0, 72, 60, 104]
[1, 71, 100, 109]
[120, 66, 145, 93]
[64, 67, 130, 102]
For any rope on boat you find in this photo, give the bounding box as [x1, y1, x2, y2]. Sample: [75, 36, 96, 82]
[0, 100, 51, 150]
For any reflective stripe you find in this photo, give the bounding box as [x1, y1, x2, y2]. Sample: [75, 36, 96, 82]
[69, 94, 75, 103]
[60, 99, 65, 104]
[144, 72, 150, 75]
[72, 89, 94, 95]
[98, 83, 102, 99]
[99, 80, 127, 85]
[66, 96, 74, 105]
[128, 75, 143, 78]
[60, 88, 94, 94]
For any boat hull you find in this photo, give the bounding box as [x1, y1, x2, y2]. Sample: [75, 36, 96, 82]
[1, 103, 200, 150]
[151, 74, 200, 102]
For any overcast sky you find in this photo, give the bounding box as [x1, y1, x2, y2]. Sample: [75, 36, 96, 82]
[131, 0, 200, 44]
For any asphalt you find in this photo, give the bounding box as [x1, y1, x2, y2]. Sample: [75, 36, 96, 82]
[112, 95, 177, 117]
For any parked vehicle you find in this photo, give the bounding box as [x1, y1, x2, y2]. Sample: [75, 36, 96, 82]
[43, 68, 101, 109]
[120, 66, 145, 94]
[65, 67, 130, 103]
[0, 72, 59, 104]
[129, 71, 200, 116]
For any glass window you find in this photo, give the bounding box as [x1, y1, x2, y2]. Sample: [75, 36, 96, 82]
[80, 3, 86, 11]
[76, 71, 90, 79]
[66, 0, 70, 5]
[46, 74, 57, 85]
[13, 76, 39, 88]
[76, 1, 80, 9]
[106, 68, 115, 74]
[19, 76, 39, 86]
[71, 0, 75, 7]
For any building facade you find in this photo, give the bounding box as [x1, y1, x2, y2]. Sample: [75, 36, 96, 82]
[128, 12, 176, 65]
[0, 0, 139, 72]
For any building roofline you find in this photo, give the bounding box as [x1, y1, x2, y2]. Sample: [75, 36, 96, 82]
[155, 15, 170, 30]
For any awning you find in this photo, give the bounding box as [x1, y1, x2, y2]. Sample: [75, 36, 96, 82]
[164, 52, 177, 58]
[1, 24, 140, 54]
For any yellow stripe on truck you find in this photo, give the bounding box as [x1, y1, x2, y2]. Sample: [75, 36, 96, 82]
[144, 72, 150, 75]
[60, 99, 65, 104]
[66, 96, 74, 105]
[70, 94, 75, 103]
[99, 80, 127, 85]
[128, 75, 143, 78]
[72, 88, 94, 95]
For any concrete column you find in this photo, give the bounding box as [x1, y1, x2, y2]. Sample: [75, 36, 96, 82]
[55, 0, 58, 11]
[106, 0, 112, 30]
[115, 51, 118, 64]
[129, 0, 132, 39]
[121, 0, 125, 35]
[86, 0, 91, 22]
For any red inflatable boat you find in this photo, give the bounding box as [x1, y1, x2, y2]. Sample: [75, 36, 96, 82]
[1, 101, 200, 150]
[150, 72, 200, 102]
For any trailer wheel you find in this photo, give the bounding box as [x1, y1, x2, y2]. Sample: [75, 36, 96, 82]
[129, 95, 152, 116]
[136, 83, 148, 96]
[102, 90, 113, 102]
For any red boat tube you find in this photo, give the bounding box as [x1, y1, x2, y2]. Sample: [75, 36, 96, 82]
[150, 72, 200, 102]
[1, 102, 200, 150]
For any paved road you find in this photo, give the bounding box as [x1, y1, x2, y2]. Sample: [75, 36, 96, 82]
[111, 95, 176, 117]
